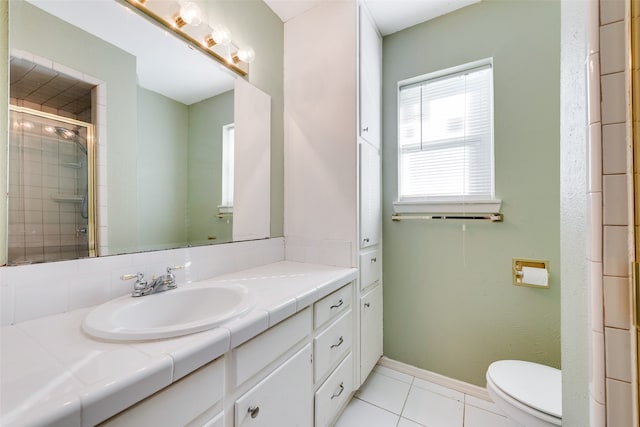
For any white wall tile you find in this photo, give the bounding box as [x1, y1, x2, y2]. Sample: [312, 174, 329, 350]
[589, 123, 603, 194]
[590, 399, 606, 427]
[14, 280, 69, 323]
[600, 22, 625, 75]
[1, 284, 15, 326]
[605, 327, 631, 382]
[591, 330, 606, 404]
[606, 378, 633, 427]
[68, 276, 111, 311]
[603, 174, 628, 225]
[602, 123, 627, 175]
[600, 0, 625, 25]
[604, 275, 631, 330]
[587, 192, 603, 262]
[601, 72, 627, 125]
[590, 261, 604, 333]
[603, 225, 630, 277]
[588, 53, 601, 125]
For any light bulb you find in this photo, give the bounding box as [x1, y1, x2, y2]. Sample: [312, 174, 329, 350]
[236, 46, 255, 64]
[176, 2, 202, 27]
[206, 25, 231, 47]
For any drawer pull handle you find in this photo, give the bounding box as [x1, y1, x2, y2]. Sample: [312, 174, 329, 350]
[330, 299, 344, 309]
[331, 382, 345, 399]
[364, 302, 371, 308]
[331, 336, 344, 349]
[363, 238, 370, 244]
[362, 126, 369, 132]
[371, 257, 377, 263]
[248, 406, 260, 419]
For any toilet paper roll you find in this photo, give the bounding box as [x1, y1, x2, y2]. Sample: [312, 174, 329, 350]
[521, 266, 548, 287]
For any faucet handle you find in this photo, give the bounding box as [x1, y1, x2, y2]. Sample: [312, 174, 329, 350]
[121, 272, 145, 281]
[166, 265, 185, 274]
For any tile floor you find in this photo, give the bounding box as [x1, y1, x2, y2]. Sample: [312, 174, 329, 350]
[335, 365, 518, 427]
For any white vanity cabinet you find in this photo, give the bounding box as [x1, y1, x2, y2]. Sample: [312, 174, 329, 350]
[234, 344, 313, 427]
[313, 283, 355, 426]
[360, 285, 383, 380]
[100, 357, 225, 426]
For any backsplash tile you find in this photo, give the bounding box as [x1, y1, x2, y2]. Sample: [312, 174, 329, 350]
[1, 238, 285, 326]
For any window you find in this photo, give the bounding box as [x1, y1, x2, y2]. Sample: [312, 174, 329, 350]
[219, 123, 234, 213]
[395, 59, 500, 213]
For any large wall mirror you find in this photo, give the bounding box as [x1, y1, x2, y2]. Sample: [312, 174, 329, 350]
[5, 0, 271, 265]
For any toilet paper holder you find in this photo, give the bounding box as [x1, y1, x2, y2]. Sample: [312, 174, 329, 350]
[512, 258, 549, 288]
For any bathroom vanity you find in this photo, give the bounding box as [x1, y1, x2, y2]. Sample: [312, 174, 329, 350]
[0, 262, 358, 427]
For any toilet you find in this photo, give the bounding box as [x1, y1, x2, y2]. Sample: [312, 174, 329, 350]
[486, 360, 562, 427]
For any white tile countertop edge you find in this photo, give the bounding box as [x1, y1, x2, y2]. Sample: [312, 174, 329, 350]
[0, 261, 358, 427]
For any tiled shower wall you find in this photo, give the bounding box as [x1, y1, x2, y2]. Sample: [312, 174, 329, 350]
[7, 108, 89, 264]
[588, 0, 635, 425]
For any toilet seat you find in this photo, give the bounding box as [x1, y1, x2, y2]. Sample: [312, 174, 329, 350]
[486, 360, 562, 426]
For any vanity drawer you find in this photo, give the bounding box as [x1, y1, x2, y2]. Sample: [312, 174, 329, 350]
[315, 352, 353, 427]
[102, 357, 224, 426]
[314, 282, 352, 329]
[233, 308, 311, 387]
[359, 249, 381, 290]
[314, 310, 352, 382]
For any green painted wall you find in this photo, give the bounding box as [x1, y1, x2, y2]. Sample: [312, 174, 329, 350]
[382, 0, 561, 386]
[136, 87, 189, 251]
[188, 90, 234, 246]
[9, 1, 139, 255]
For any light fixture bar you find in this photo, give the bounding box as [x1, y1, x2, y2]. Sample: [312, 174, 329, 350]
[122, 0, 248, 77]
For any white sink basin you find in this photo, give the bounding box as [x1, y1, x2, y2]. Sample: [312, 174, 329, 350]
[82, 283, 253, 341]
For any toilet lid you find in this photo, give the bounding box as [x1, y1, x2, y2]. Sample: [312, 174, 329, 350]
[487, 360, 562, 419]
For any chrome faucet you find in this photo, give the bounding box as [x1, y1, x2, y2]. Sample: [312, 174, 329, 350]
[121, 266, 184, 297]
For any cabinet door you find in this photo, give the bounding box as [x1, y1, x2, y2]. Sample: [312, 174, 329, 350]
[360, 141, 381, 249]
[235, 344, 313, 427]
[359, 5, 381, 149]
[360, 285, 383, 385]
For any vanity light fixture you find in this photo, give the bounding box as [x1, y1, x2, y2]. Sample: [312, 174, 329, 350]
[123, 0, 252, 76]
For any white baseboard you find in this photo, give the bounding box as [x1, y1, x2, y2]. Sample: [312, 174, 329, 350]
[376, 356, 492, 402]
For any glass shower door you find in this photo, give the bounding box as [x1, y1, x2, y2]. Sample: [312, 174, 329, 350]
[8, 106, 95, 265]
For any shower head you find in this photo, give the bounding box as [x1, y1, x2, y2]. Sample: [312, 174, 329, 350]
[54, 126, 87, 154]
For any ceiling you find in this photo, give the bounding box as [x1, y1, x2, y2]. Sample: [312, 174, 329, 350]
[263, 0, 481, 36]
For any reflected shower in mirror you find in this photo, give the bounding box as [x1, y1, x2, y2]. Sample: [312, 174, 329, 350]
[5, 0, 271, 265]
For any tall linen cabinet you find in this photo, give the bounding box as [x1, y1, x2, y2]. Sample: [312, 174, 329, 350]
[283, 0, 383, 397]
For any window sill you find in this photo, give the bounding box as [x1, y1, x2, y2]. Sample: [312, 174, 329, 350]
[393, 199, 502, 214]
[218, 206, 233, 214]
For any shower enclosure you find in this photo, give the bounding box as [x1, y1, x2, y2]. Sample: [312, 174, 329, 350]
[7, 106, 95, 265]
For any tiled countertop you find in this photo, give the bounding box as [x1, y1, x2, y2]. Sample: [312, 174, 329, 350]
[0, 261, 357, 427]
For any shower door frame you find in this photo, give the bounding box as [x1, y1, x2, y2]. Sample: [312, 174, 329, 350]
[8, 105, 97, 260]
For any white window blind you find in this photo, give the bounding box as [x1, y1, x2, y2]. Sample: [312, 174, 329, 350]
[397, 62, 495, 208]
[220, 123, 234, 210]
